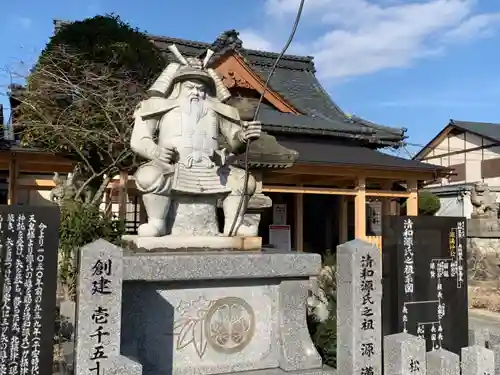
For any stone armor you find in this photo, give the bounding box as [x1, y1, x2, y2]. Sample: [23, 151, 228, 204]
[134, 102, 243, 196]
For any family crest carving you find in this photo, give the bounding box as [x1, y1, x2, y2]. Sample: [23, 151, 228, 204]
[171, 296, 255, 359]
[130, 44, 262, 238]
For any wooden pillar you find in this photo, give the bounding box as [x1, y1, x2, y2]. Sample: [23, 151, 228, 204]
[294, 193, 304, 252]
[339, 196, 348, 244]
[118, 170, 128, 221]
[354, 176, 366, 239]
[406, 179, 419, 216]
[382, 181, 393, 218]
[7, 156, 18, 205]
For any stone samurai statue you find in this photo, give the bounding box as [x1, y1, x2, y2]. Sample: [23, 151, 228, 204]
[130, 45, 261, 238]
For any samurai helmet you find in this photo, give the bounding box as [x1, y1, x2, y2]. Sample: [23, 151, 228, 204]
[148, 44, 231, 102]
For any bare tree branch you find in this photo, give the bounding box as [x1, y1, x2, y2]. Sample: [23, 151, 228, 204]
[8, 45, 145, 199]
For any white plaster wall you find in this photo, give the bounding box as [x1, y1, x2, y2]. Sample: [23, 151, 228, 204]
[435, 196, 464, 217]
[421, 131, 500, 188]
[433, 193, 472, 218]
[464, 133, 483, 182]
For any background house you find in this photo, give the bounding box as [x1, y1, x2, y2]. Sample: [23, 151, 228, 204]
[414, 120, 500, 217]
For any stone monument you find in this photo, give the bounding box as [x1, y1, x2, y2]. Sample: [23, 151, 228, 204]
[124, 44, 281, 250]
[73, 238, 333, 375]
[72, 40, 330, 375]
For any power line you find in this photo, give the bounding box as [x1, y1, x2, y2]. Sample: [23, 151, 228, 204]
[227, 0, 305, 236]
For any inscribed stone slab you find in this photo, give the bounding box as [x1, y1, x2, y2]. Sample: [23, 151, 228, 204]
[382, 216, 468, 354]
[384, 333, 426, 375]
[461, 345, 495, 375]
[490, 344, 500, 375]
[425, 349, 459, 375]
[74, 239, 141, 375]
[0, 206, 60, 375]
[337, 239, 382, 375]
[468, 327, 489, 347]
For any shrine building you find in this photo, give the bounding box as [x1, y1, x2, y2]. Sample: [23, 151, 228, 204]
[4, 25, 451, 253]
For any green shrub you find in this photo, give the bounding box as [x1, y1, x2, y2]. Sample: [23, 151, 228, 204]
[401, 191, 441, 216]
[418, 191, 441, 216]
[58, 199, 124, 300]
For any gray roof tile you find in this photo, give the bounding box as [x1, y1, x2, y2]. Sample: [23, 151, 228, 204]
[278, 137, 448, 173]
[147, 31, 405, 144]
[450, 120, 500, 143]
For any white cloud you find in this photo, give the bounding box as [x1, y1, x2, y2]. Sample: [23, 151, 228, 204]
[246, 0, 500, 79]
[239, 29, 275, 51]
[443, 12, 500, 41]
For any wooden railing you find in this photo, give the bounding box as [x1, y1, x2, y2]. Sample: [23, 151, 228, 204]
[366, 236, 382, 250]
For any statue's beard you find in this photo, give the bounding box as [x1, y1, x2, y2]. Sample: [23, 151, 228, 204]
[181, 96, 208, 123]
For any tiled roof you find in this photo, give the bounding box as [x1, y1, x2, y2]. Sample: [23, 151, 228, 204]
[51, 21, 405, 145]
[149, 31, 405, 144]
[413, 119, 500, 160]
[450, 120, 500, 143]
[277, 136, 449, 173]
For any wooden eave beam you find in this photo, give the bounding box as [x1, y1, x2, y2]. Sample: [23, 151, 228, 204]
[262, 185, 411, 198]
[271, 163, 439, 181]
[213, 53, 299, 114]
[16, 177, 412, 199]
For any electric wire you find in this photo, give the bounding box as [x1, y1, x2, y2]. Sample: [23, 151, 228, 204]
[227, 0, 305, 237]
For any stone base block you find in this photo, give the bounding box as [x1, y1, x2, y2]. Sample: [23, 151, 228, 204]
[122, 234, 262, 251]
[120, 251, 323, 375]
[168, 195, 220, 236]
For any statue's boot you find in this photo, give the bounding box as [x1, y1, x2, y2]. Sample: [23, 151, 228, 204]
[222, 194, 248, 236]
[138, 193, 171, 237]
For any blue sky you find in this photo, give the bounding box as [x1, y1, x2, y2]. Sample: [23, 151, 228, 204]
[1, 0, 500, 157]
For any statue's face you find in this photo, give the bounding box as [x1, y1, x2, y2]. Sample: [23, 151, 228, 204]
[181, 79, 208, 101]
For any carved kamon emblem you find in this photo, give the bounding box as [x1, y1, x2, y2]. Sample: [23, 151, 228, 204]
[205, 296, 255, 354]
[172, 296, 255, 358]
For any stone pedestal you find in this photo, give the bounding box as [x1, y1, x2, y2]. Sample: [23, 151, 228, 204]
[168, 195, 220, 236]
[122, 234, 262, 251]
[74, 241, 334, 375]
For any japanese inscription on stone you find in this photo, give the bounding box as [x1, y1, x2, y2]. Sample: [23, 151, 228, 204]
[88, 259, 113, 375]
[337, 240, 381, 375]
[382, 216, 468, 355]
[74, 240, 124, 375]
[0, 206, 60, 375]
